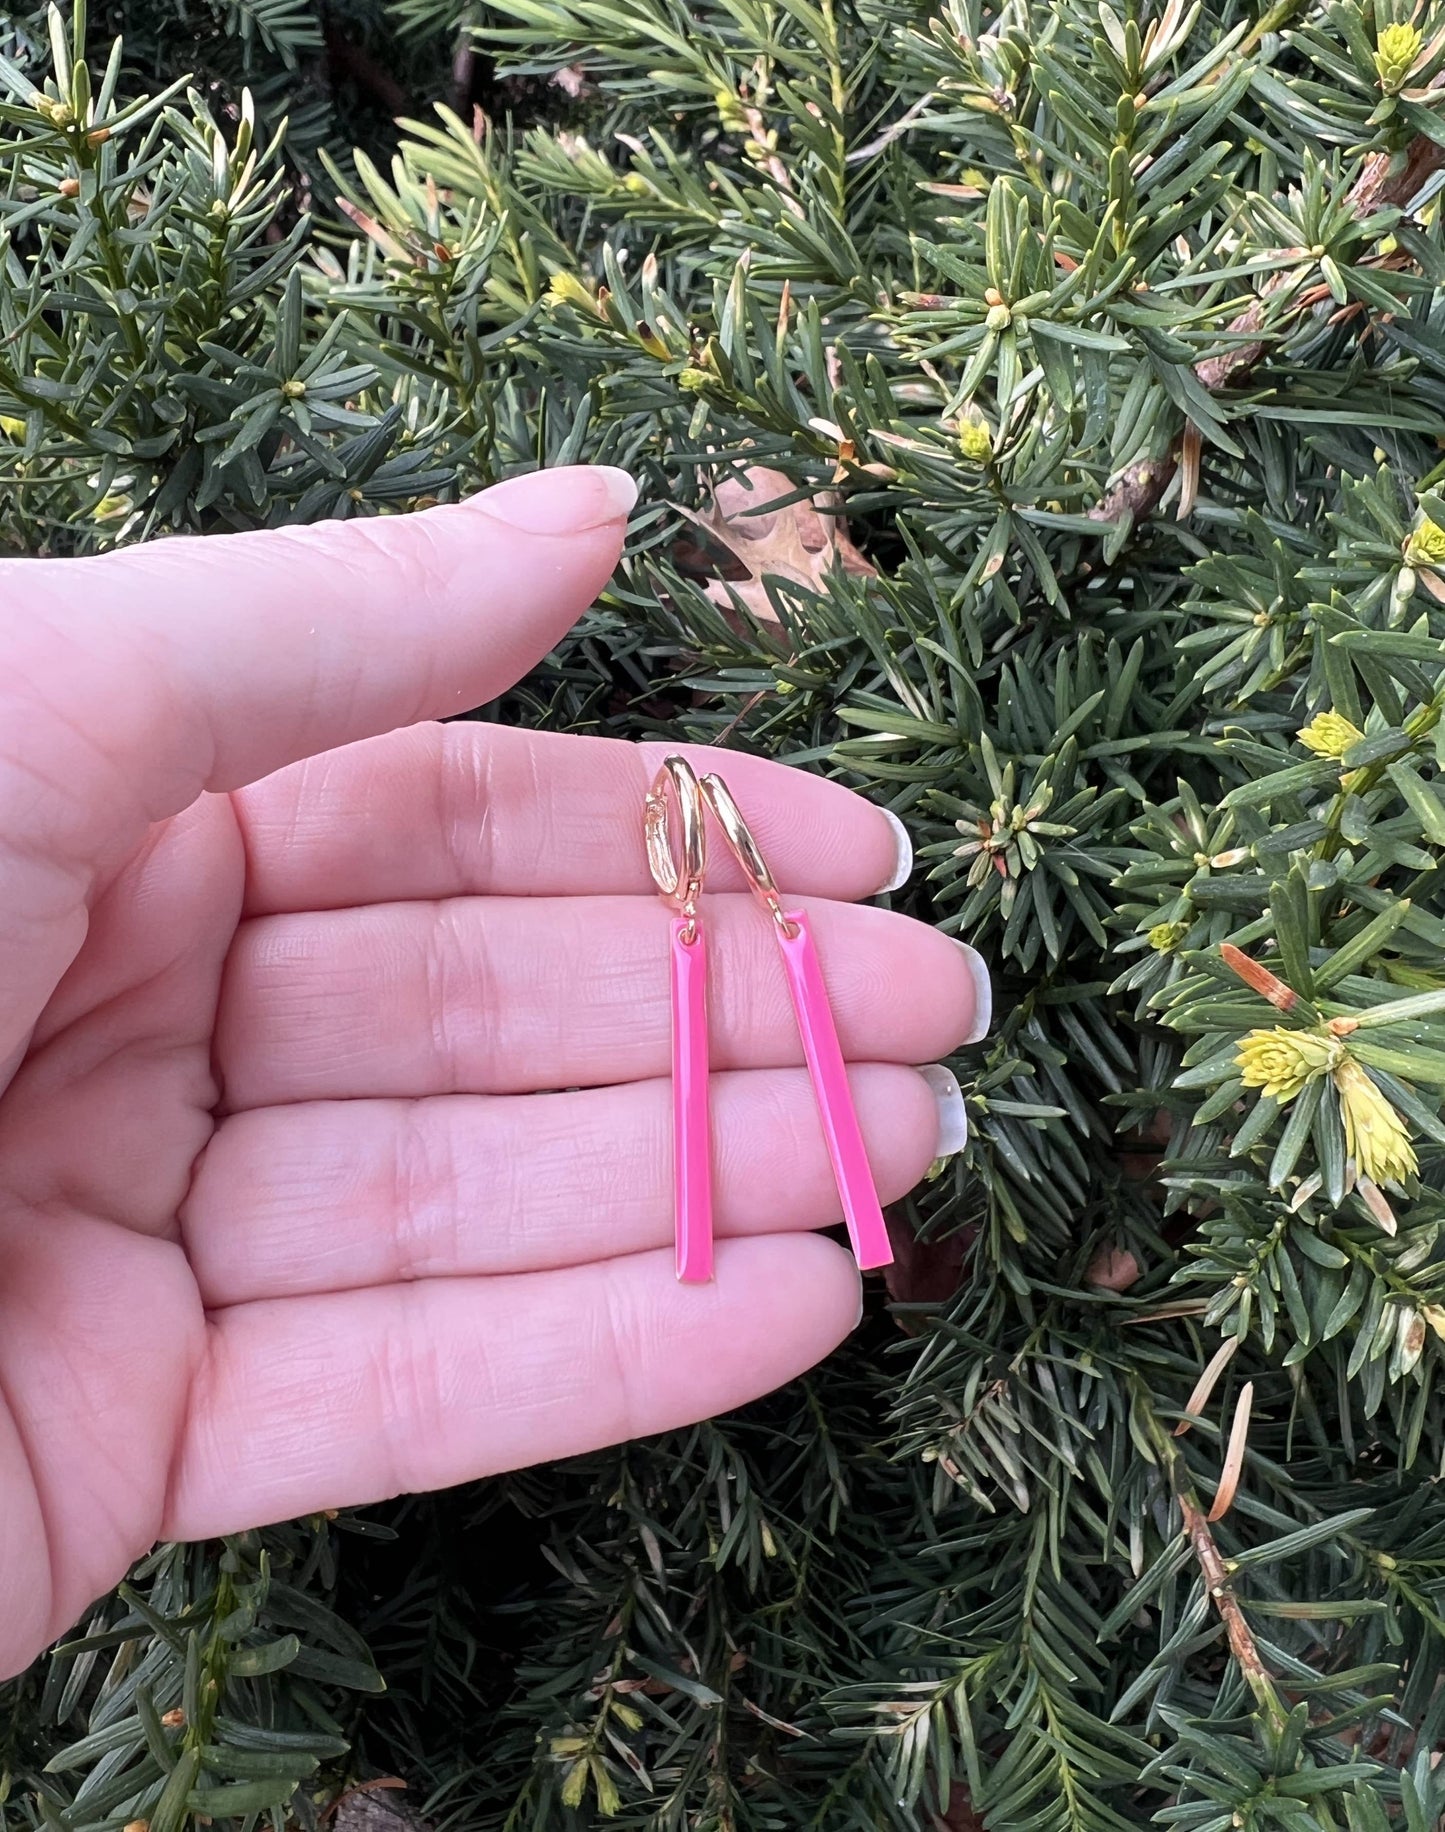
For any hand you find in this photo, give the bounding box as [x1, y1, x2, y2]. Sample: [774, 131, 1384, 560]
[0, 467, 985, 1679]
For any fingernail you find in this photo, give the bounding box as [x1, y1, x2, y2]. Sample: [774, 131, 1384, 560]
[956, 940, 992, 1045]
[879, 808, 912, 893]
[470, 464, 638, 535]
[920, 1063, 969, 1156]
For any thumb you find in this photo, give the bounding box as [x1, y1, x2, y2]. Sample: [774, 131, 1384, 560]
[0, 464, 635, 1053]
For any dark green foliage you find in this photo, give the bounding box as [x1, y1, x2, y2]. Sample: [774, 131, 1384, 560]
[8, 0, 1445, 1826]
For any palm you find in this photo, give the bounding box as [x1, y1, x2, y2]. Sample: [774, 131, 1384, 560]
[0, 788, 236, 1665]
[0, 474, 984, 1681]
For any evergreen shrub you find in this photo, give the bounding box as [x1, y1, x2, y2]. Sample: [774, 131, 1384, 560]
[7, 1, 1445, 1827]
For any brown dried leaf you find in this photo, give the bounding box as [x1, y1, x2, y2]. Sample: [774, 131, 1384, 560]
[1220, 942, 1298, 1011]
[326, 1780, 413, 1832]
[934, 1785, 987, 1832]
[1175, 1336, 1240, 1436]
[1177, 421, 1202, 521]
[1356, 1173, 1399, 1236]
[1208, 1379, 1255, 1523]
[1118, 1108, 1172, 1189]
[678, 464, 875, 627]
[334, 194, 409, 264]
[883, 1212, 976, 1320]
[1086, 1247, 1141, 1292]
[740, 1696, 810, 1739]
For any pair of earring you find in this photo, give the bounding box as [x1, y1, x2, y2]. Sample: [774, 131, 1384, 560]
[645, 755, 895, 1283]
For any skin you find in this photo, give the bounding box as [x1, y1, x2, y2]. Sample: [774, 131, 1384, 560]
[0, 466, 983, 1680]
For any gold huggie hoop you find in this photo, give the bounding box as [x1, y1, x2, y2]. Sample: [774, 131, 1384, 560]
[645, 755, 707, 942]
[699, 773, 800, 941]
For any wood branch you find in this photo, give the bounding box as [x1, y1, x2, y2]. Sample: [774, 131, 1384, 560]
[1192, 299, 1274, 393]
[1200, 136, 1445, 390]
[324, 22, 412, 119]
[1178, 1490, 1290, 1734]
[1348, 128, 1445, 220]
[449, 35, 477, 117]
[1088, 445, 1178, 523]
[1093, 130, 1445, 526]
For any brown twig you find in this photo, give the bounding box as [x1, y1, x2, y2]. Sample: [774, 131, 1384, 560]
[1092, 131, 1445, 526]
[1348, 127, 1445, 221]
[1139, 1395, 1291, 1733]
[1088, 449, 1177, 524]
[449, 35, 477, 117]
[1177, 1490, 1289, 1732]
[324, 21, 412, 118]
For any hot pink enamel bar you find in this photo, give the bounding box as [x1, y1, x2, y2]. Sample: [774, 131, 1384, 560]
[778, 909, 893, 1272]
[670, 915, 714, 1282]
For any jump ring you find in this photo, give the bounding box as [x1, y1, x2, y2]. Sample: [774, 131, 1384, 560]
[645, 755, 707, 919]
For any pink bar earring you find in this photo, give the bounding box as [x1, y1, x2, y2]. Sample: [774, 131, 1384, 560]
[645, 756, 714, 1283]
[699, 772, 894, 1273]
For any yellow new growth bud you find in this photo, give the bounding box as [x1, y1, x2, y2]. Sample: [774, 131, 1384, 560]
[1297, 710, 1364, 759]
[1375, 20, 1423, 93]
[1236, 1026, 1339, 1103]
[1148, 920, 1187, 953]
[560, 1759, 588, 1809]
[958, 408, 993, 464]
[677, 366, 712, 392]
[545, 271, 598, 313]
[1333, 1055, 1417, 1186]
[1404, 514, 1445, 567]
[714, 87, 749, 130]
[33, 94, 75, 128]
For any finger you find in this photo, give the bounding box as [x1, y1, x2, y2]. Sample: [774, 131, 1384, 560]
[215, 895, 987, 1108]
[5, 468, 633, 842]
[234, 726, 912, 913]
[162, 1235, 861, 1539]
[182, 1063, 963, 1303]
[1, 467, 631, 1060]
